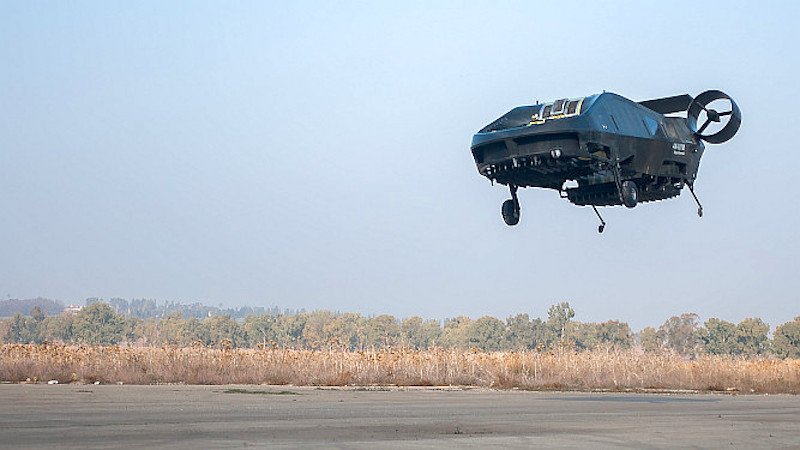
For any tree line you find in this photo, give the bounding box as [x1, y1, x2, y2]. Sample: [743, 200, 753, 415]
[1, 302, 798, 358]
[0, 301, 800, 358]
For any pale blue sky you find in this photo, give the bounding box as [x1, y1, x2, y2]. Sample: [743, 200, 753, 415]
[2, 1, 798, 329]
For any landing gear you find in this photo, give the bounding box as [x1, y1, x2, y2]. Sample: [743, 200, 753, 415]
[687, 182, 703, 217]
[502, 185, 521, 226]
[592, 206, 606, 233]
[621, 181, 638, 208]
[608, 150, 636, 209]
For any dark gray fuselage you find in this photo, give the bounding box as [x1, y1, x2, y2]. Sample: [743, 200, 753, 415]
[470, 93, 704, 206]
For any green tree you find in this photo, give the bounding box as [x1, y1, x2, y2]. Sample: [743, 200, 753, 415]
[72, 303, 133, 345]
[530, 318, 550, 351]
[30, 306, 45, 323]
[155, 312, 188, 345]
[733, 318, 769, 356]
[418, 319, 443, 349]
[180, 317, 211, 346]
[271, 314, 307, 348]
[5, 313, 41, 343]
[565, 321, 631, 351]
[400, 316, 441, 349]
[0, 319, 11, 343]
[658, 313, 700, 356]
[506, 313, 534, 350]
[364, 314, 401, 348]
[699, 318, 737, 355]
[772, 317, 800, 359]
[39, 314, 74, 343]
[593, 320, 633, 349]
[205, 315, 246, 348]
[565, 321, 595, 351]
[467, 316, 506, 351]
[400, 316, 423, 348]
[133, 319, 160, 346]
[324, 313, 366, 350]
[301, 310, 337, 348]
[639, 326, 661, 353]
[440, 316, 472, 348]
[244, 314, 277, 347]
[546, 302, 575, 348]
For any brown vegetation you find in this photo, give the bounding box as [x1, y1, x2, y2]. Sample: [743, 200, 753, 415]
[1, 344, 798, 394]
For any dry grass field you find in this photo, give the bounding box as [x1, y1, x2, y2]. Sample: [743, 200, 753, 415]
[1, 344, 798, 393]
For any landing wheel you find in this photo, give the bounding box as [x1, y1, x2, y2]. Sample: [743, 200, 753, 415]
[621, 181, 638, 208]
[502, 199, 520, 226]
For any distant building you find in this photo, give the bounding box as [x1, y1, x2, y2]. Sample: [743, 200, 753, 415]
[63, 304, 83, 315]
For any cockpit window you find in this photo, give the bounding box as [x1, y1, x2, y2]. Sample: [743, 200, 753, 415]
[552, 99, 567, 115]
[479, 105, 542, 133]
[536, 97, 584, 122]
[566, 100, 580, 115]
[478, 97, 587, 133]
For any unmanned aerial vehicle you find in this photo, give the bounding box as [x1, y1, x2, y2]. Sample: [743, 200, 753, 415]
[470, 90, 741, 232]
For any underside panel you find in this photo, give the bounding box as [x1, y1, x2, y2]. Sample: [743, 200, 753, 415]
[472, 133, 580, 165]
[566, 182, 681, 206]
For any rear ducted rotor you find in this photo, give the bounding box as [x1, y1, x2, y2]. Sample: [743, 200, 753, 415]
[687, 90, 742, 144]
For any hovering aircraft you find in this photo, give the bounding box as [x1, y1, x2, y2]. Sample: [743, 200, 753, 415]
[470, 90, 741, 232]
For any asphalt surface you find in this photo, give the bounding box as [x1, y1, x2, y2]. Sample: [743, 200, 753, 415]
[1, 385, 798, 449]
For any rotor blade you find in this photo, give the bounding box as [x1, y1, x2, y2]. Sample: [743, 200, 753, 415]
[719, 110, 732, 116]
[697, 119, 712, 134]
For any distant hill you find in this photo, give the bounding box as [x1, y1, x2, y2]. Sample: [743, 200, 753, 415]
[0, 298, 64, 317]
[0, 295, 298, 320]
[89, 297, 297, 320]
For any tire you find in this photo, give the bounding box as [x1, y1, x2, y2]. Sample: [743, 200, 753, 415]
[621, 181, 638, 208]
[501, 199, 520, 226]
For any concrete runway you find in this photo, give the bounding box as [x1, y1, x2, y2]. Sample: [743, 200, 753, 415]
[1, 385, 798, 449]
